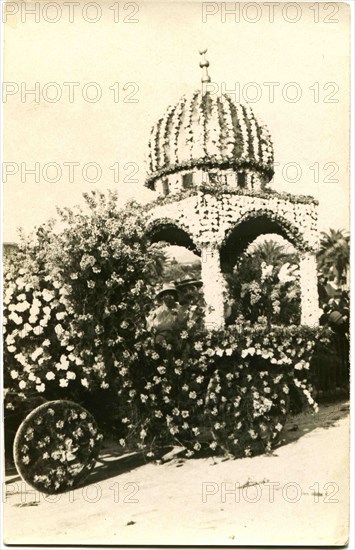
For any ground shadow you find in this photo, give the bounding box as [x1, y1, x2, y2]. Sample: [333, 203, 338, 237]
[77, 445, 174, 489]
[274, 398, 349, 452]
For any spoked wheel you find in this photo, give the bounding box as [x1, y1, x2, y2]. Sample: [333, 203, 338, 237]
[205, 368, 289, 458]
[13, 400, 103, 494]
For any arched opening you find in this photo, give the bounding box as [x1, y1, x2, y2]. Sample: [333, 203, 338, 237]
[220, 213, 303, 274]
[148, 222, 200, 255]
[220, 215, 303, 326]
[146, 221, 203, 311]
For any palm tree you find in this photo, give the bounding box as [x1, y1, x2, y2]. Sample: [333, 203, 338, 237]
[317, 228, 350, 284]
[251, 239, 298, 268]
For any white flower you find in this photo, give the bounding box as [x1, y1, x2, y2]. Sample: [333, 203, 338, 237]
[261, 262, 273, 280]
[81, 378, 89, 388]
[19, 380, 27, 389]
[10, 370, 19, 379]
[46, 371, 55, 381]
[31, 347, 43, 361]
[66, 371, 76, 380]
[15, 301, 30, 312]
[56, 355, 69, 370]
[55, 324, 64, 336]
[56, 312, 66, 321]
[42, 289, 54, 302]
[8, 312, 23, 325]
[59, 378, 69, 388]
[36, 383, 45, 393]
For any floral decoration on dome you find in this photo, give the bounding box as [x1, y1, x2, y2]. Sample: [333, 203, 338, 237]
[146, 90, 274, 189]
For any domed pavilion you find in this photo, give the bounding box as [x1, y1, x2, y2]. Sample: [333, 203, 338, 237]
[145, 52, 320, 330]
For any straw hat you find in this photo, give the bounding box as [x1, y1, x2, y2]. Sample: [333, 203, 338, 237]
[155, 283, 178, 300]
[176, 277, 203, 289]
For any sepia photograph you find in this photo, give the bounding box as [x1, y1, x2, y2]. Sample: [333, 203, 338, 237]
[1, 1, 352, 546]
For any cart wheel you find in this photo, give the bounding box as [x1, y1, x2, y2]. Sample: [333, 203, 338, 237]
[13, 400, 102, 494]
[205, 369, 289, 458]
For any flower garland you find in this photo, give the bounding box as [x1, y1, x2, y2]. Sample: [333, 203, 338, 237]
[206, 94, 221, 158]
[159, 104, 176, 169]
[185, 91, 199, 162]
[222, 94, 237, 158]
[259, 122, 274, 167]
[216, 96, 226, 160]
[171, 95, 187, 165]
[245, 105, 261, 164]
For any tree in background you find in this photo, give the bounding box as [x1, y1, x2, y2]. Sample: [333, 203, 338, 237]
[317, 228, 350, 285]
[249, 239, 298, 268]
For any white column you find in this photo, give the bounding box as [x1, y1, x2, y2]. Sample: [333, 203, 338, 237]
[299, 251, 320, 327]
[200, 245, 225, 330]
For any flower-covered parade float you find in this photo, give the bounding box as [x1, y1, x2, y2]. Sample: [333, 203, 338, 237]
[4, 53, 325, 493]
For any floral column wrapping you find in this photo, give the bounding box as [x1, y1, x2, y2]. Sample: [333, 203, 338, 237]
[299, 251, 320, 327]
[200, 245, 225, 330]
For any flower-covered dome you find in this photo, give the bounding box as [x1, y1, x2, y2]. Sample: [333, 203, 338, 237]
[145, 89, 274, 190]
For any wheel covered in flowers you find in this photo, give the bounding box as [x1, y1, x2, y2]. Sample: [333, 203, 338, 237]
[13, 400, 103, 494]
[205, 364, 289, 458]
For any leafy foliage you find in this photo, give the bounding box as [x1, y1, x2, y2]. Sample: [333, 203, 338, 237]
[317, 228, 350, 283]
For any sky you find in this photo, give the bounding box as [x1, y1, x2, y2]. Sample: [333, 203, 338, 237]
[3, 1, 350, 242]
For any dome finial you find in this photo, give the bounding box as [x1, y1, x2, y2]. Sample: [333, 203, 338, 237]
[199, 49, 211, 84]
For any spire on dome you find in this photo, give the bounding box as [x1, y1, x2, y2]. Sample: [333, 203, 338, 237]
[199, 49, 211, 84]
